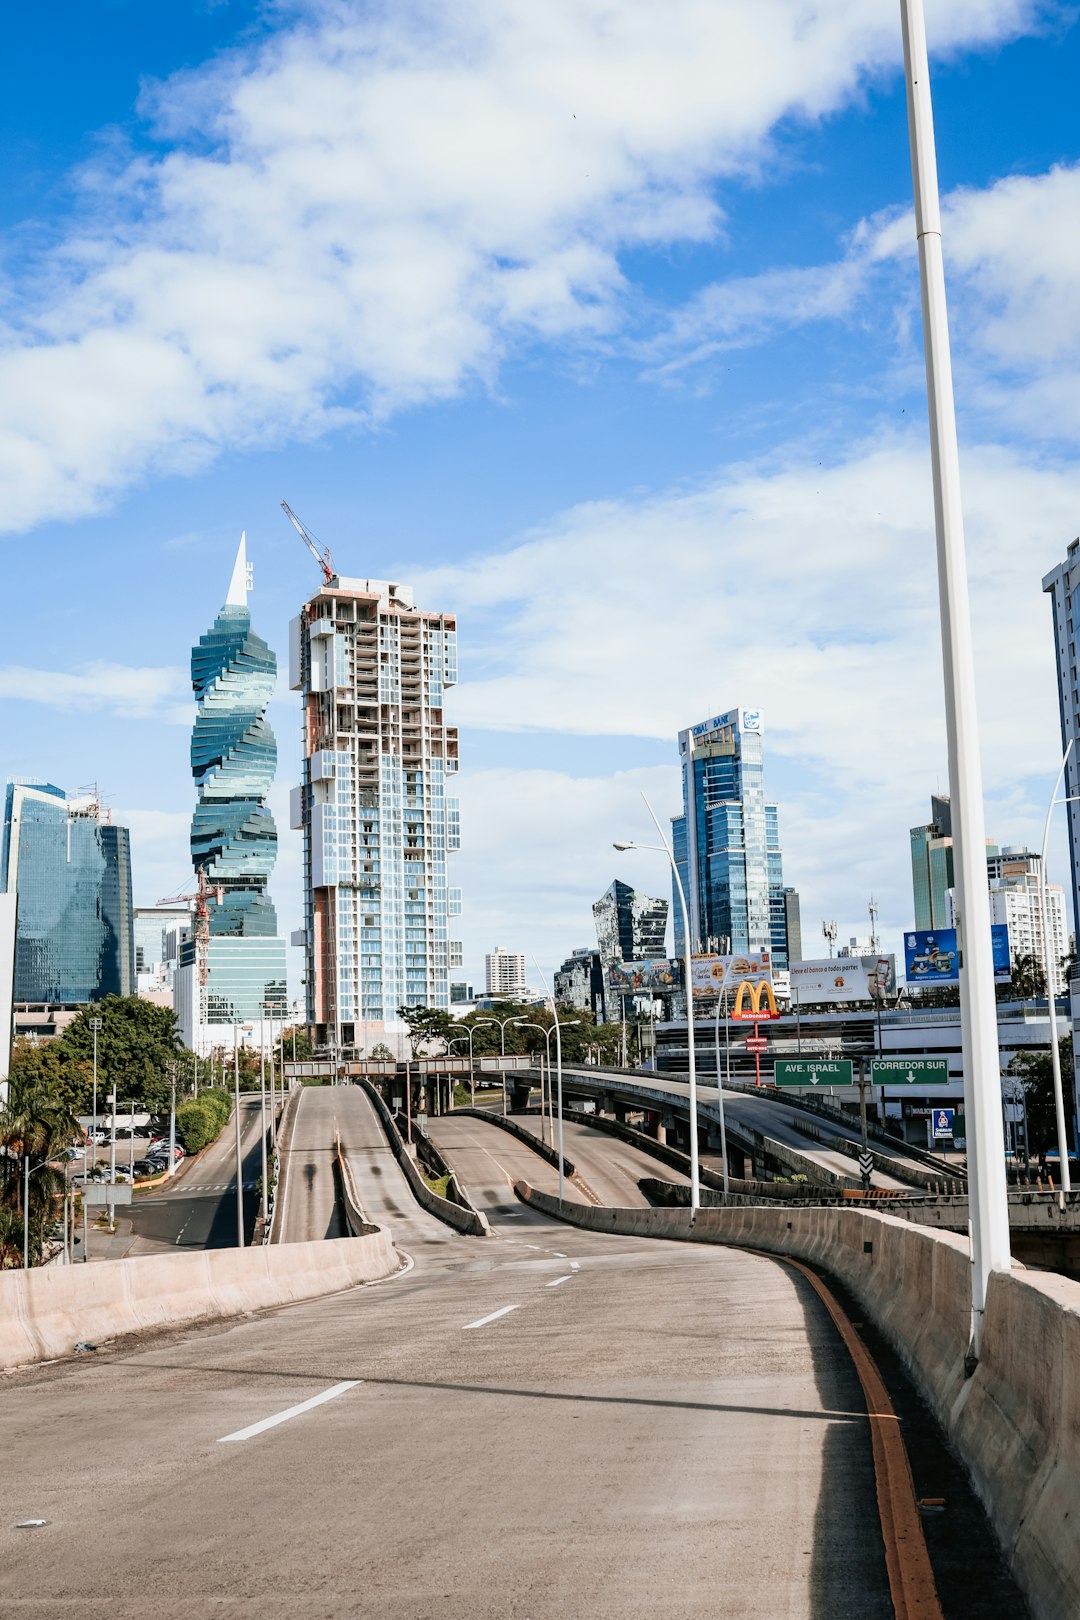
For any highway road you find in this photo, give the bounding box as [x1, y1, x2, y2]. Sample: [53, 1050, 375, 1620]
[505, 1110, 688, 1207]
[556, 1068, 920, 1192]
[94, 1096, 268, 1258]
[279, 1085, 461, 1258]
[0, 1126, 1023, 1619]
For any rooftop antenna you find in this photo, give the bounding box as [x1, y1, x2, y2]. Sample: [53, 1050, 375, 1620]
[281, 500, 334, 585]
[822, 919, 838, 959]
[868, 896, 880, 953]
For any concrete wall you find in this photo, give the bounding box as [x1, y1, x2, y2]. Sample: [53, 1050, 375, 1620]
[0, 1227, 400, 1372]
[358, 1081, 490, 1237]
[515, 1184, 1080, 1620]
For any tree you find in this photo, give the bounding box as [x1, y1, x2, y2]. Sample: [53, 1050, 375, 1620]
[1009, 1036, 1074, 1157]
[1011, 953, 1047, 1001]
[275, 1025, 315, 1063]
[396, 1005, 455, 1058]
[57, 996, 183, 1113]
[6, 1038, 91, 1115]
[0, 1064, 80, 1266]
[370, 1043, 395, 1062]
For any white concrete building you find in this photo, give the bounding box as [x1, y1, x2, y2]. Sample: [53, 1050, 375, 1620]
[485, 946, 527, 998]
[290, 572, 461, 1056]
[947, 870, 1068, 993]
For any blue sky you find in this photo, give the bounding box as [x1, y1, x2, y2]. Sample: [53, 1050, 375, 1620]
[3, 0, 1080, 993]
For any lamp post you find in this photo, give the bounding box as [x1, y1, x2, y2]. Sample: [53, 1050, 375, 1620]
[258, 1014, 269, 1225]
[108, 1091, 118, 1229]
[22, 1155, 52, 1268]
[513, 1020, 582, 1147]
[899, 0, 1010, 1342]
[1038, 739, 1078, 1193]
[615, 791, 700, 1211]
[474, 1016, 517, 1116]
[89, 1015, 102, 1178]
[711, 987, 731, 1201]
[233, 1024, 245, 1248]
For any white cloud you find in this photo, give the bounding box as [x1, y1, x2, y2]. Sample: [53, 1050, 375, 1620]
[0, 0, 1048, 533]
[0, 661, 190, 723]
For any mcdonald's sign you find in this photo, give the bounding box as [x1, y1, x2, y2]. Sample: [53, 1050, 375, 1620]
[730, 979, 780, 1022]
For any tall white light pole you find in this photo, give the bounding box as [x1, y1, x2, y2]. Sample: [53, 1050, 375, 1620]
[1039, 739, 1077, 1192]
[89, 1016, 102, 1174]
[233, 1024, 245, 1248]
[711, 986, 731, 1201]
[474, 1016, 516, 1116]
[615, 791, 700, 1211]
[514, 1019, 582, 1147]
[900, 0, 1010, 1340]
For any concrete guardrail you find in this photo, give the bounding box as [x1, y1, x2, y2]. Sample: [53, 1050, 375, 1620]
[514, 1181, 1080, 1620]
[358, 1081, 490, 1237]
[0, 1226, 401, 1372]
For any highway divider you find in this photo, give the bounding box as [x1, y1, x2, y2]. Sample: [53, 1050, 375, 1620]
[0, 1226, 401, 1372]
[267, 1083, 305, 1244]
[514, 1181, 1080, 1620]
[358, 1081, 490, 1237]
[450, 1106, 576, 1178]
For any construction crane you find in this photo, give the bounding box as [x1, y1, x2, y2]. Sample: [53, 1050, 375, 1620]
[281, 500, 334, 585]
[158, 868, 223, 1040]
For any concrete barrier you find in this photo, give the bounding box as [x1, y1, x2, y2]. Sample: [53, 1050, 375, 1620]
[267, 1083, 305, 1243]
[450, 1106, 576, 1177]
[514, 1182, 1080, 1620]
[0, 1225, 401, 1372]
[358, 1081, 490, 1237]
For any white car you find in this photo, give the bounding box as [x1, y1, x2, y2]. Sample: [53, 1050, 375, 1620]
[66, 1145, 85, 1160]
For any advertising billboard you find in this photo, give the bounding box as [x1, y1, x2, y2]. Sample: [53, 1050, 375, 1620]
[607, 959, 680, 994]
[789, 955, 896, 1006]
[689, 952, 773, 999]
[903, 927, 1011, 985]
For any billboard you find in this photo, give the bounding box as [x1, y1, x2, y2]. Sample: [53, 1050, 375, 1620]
[689, 952, 772, 999]
[903, 927, 1011, 985]
[789, 955, 896, 1006]
[607, 958, 680, 994]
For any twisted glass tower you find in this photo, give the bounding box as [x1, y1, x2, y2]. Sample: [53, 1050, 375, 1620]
[177, 535, 287, 1050]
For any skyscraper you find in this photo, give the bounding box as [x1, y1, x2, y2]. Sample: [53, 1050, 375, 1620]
[485, 947, 526, 998]
[1043, 540, 1080, 937]
[289, 566, 460, 1055]
[592, 879, 668, 964]
[671, 707, 792, 966]
[175, 536, 287, 1051]
[1, 782, 134, 1003]
[910, 794, 955, 929]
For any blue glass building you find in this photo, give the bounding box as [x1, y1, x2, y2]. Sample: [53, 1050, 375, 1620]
[177, 536, 286, 1048]
[1, 782, 134, 1003]
[672, 708, 793, 968]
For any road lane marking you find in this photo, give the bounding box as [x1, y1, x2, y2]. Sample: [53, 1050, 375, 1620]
[217, 1381, 361, 1443]
[569, 1262, 580, 1271]
[546, 1275, 572, 1287]
[462, 1304, 520, 1330]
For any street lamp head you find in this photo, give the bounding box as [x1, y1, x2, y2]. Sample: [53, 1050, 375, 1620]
[612, 841, 634, 852]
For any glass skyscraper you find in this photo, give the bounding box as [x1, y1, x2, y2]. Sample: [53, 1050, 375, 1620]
[1, 782, 134, 1003]
[176, 535, 286, 1050]
[671, 707, 792, 967]
[593, 879, 668, 964]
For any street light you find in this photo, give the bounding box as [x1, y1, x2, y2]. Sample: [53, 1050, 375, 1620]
[711, 988, 731, 1202]
[899, 0, 1011, 1344]
[513, 1020, 582, 1147]
[22, 1154, 52, 1268]
[233, 1024, 245, 1249]
[108, 1091, 118, 1228]
[89, 1015, 102, 1179]
[1038, 739, 1078, 1193]
[615, 792, 700, 1210]
[474, 1016, 518, 1116]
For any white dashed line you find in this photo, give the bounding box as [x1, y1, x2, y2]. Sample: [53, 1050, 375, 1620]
[462, 1304, 521, 1330]
[217, 1381, 361, 1444]
[546, 1276, 572, 1288]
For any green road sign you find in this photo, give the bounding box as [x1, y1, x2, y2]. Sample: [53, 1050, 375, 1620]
[774, 1058, 854, 1087]
[870, 1057, 950, 1086]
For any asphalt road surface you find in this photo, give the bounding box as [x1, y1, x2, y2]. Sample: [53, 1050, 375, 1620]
[91, 1096, 268, 1258]
[507, 1110, 688, 1207]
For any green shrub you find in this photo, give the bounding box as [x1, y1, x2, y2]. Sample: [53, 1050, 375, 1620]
[175, 1091, 233, 1154]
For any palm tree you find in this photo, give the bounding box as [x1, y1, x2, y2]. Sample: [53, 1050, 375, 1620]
[0, 1071, 80, 1266]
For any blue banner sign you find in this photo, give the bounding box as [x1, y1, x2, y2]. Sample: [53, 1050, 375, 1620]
[904, 926, 1010, 985]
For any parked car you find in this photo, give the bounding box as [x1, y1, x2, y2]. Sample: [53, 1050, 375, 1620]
[66, 1145, 85, 1160]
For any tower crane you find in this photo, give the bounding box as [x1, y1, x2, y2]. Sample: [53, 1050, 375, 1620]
[281, 500, 335, 585]
[158, 868, 223, 1044]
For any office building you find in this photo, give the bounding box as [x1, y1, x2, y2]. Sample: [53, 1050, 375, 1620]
[485, 947, 527, 998]
[910, 795, 956, 930]
[134, 904, 191, 999]
[289, 561, 460, 1054]
[783, 888, 802, 964]
[175, 536, 287, 1052]
[592, 879, 668, 965]
[1043, 540, 1080, 939]
[1, 782, 134, 1005]
[671, 707, 792, 966]
[554, 947, 607, 1020]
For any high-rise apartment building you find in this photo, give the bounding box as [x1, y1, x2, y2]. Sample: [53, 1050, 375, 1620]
[671, 707, 792, 966]
[946, 848, 1068, 994]
[592, 879, 668, 964]
[485, 947, 526, 998]
[1, 782, 134, 1003]
[290, 566, 460, 1054]
[134, 904, 191, 999]
[176, 537, 287, 1052]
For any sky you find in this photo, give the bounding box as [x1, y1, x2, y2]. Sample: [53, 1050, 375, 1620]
[2, 0, 1080, 996]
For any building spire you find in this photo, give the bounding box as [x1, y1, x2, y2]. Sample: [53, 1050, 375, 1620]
[225, 531, 251, 608]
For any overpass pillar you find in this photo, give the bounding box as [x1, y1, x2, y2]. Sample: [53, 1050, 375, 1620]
[646, 1111, 666, 1144]
[510, 1078, 533, 1112]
